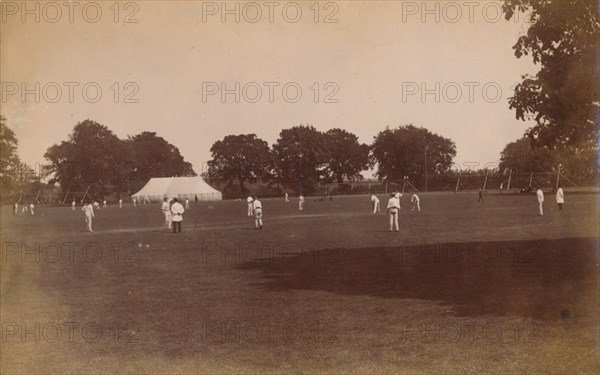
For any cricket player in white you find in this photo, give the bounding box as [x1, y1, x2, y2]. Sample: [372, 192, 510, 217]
[387, 193, 401, 231]
[103, 199, 107, 208]
[72, 200, 76, 210]
[371, 194, 380, 214]
[93, 201, 100, 210]
[29, 203, 35, 216]
[133, 197, 137, 207]
[411, 193, 420, 212]
[556, 184, 564, 211]
[185, 198, 190, 209]
[285, 193, 289, 203]
[170, 198, 185, 233]
[161, 197, 172, 229]
[299, 194, 305, 211]
[119, 199, 123, 208]
[252, 195, 263, 229]
[82, 201, 95, 232]
[13, 202, 18, 215]
[247, 195, 254, 216]
[537, 187, 544, 216]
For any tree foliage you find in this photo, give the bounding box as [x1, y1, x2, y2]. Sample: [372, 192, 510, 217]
[44, 121, 195, 198]
[371, 125, 456, 181]
[44, 120, 127, 198]
[323, 128, 370, 183]
[0, 116, 22, 202]
[271, 125, 328, 194]
[503, 0, 600, 149]
[208, 134, 270, 193]
[126, 131, 196, 191]
[499, 137, 556, 174]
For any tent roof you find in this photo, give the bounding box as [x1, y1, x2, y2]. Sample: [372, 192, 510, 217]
[132, 177, 222, 200]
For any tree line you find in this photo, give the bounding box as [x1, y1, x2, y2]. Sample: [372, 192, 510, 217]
[0, 117, 195, 203]
[207, 124, 456, 195]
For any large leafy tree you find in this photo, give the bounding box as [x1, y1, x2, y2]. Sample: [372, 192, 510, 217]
[322, 128, 370, 183]
[371, 125, 456, 182]
[44, 120, 129, 198]
[503, 0, 599, 149]
[271, 125, 328, 194]
[499, 137, 556, 174]
[126, 131, 196, 191]
[207, 134, 270, 193]
[0, 116, 22, 202]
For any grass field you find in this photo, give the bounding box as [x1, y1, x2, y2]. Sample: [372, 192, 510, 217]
[1, 191, 599, 374]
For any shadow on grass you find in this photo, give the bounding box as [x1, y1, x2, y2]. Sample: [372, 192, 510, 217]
[237, 237, 599, 321]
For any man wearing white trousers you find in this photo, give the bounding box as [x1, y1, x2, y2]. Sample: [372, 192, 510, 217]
[411, 193, 420, 212]
[371, 194, 380, 214]
[299, 194, 305, 211]
[387, 193, 401, 231]
[161, 197, 172, 229]
[82, 200, 95, 232]
[247, 195, 254, 216]
[536, 187, 544, 216]
[252, 195, 263, 229]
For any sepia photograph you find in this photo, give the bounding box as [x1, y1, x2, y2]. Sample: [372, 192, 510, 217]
[1, 0, 599, 373]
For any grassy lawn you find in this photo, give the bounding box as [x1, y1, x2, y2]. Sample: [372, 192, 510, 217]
[1, 191, 598, 374]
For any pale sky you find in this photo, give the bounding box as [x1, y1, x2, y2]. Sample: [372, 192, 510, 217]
[1, 1, 537, 176]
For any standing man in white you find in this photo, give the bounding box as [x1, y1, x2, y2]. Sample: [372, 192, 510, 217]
[387, 193, 400, 231]
[556, 184, 564, 211]
[299, 194, 305, 211]
[82, 200, 95, 232]
[411, 193, 420, 212]
[252, 195, 263, 229]
[119, 198, 123, 208]
[185, 198, 190, 209]
[133, 197, 137, 207]
[72, 200, 76, 211]
[246, 195, 254, 216]
[285, 192, 289, 203]
[103, 199, 107, 208]
[371, 194, 380, 214]
[161, 197, 172, 229]
[170, 198, 185, 233]
[536, 187, 545, 216]
[29, 202, 35, 216]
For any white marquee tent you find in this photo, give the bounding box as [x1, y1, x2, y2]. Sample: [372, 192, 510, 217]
[131, 177, 222, 203]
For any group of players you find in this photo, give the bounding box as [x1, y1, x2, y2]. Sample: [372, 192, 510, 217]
[13, 183, 565, 233]
[370, 192, 421, 231]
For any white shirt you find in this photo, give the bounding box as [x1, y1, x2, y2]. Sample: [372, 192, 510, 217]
[387, 197, 400, 209]
[537, 189, 544, 203]
[556, 188, 564, 203]
[253, 199, 262, 210]
[161, 201, 170, 211]
[247, 196, 253, 204]
[299, 195, 304, 202]
[411, 194, 419, 203]
[371, 195, 379, 203]
[82, 204, 95, 217]
[171, 202, 185, 222]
